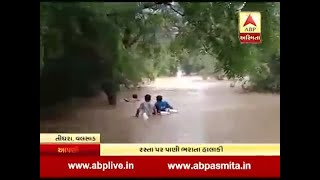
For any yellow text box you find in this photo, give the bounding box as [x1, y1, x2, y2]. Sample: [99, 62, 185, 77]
[100, 143, 280, 156]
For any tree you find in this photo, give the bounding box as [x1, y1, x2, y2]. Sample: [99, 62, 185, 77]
[40, 2, 280, 107]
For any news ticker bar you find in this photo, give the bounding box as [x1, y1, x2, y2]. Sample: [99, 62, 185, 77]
[102, 144, 280, 156]
[40, 144, 279, 156]
[40, 133, 280, 156]
[40, 156, 280, 178]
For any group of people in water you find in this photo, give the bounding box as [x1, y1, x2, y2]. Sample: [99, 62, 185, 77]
[124, 94, 174, 118]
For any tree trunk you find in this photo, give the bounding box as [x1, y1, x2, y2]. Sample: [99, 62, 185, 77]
[106, 93, 117, 105]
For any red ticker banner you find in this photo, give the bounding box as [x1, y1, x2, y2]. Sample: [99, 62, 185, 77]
[40, 134, 280, 178]
[40, 144, 100, 156]
[40, 156, 279, 178]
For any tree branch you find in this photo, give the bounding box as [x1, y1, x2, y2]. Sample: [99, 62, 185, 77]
[122, 27, 143, 49]
[168, 5, 184, 16]
[106, 2, 184, 17]
[127, 32, 142, 48]
[202, 44, 215, 56]
[106, 2, 158, 16]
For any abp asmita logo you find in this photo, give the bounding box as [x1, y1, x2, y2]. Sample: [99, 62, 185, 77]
[239, 12, 261, 44]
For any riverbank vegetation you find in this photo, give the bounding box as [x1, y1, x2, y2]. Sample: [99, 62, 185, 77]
[40, 2, 280, 107]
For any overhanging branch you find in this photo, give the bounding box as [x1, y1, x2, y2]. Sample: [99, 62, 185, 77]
[168, 5, 184, 16]
[106, 2, 184, 17]
[106, 2, 158, 16]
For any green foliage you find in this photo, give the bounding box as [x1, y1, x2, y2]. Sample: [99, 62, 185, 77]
[177, 2, 280, 90]
[40, 2, 280, 106]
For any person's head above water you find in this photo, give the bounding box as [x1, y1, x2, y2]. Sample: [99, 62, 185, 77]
[156, 95, 163, 102]
[145, 94, 151, 102]
[132, 94, 138, 99]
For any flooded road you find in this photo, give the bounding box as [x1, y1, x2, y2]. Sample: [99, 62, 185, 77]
[40, 76, 280, 143]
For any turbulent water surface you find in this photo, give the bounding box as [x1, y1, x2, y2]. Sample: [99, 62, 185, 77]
[40, 76, 280, 143]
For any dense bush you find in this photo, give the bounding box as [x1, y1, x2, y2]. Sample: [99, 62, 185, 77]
[40, 2, 280, 107]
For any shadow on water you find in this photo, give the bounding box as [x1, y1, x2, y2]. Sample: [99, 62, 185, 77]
[40, 76, 280, 143]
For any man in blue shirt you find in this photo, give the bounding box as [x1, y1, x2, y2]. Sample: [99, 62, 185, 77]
[154, 95, 173, 113]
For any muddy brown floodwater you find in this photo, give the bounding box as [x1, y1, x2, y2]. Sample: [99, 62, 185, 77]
[40, 76, 280, 143]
